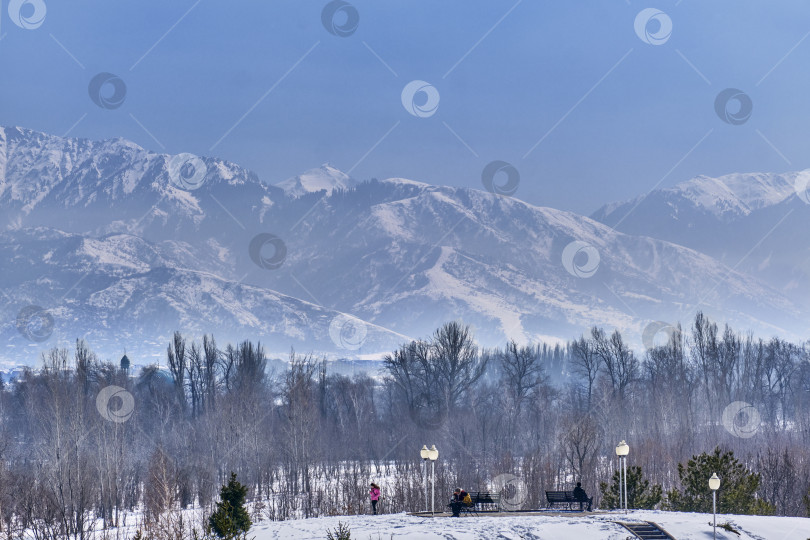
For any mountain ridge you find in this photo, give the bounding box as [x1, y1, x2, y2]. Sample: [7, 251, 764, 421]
[0, 126, 805, 364]
[591, 168, 810, 304]
[593, 170, 806, 223]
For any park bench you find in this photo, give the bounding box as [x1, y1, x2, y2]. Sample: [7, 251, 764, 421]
[545, 490, 578, 510]
[456, 491, 503, 515]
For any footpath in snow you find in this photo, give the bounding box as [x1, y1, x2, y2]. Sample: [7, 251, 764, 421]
[249, 509, 810, 540]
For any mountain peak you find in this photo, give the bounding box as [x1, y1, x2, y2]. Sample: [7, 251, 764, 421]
[674, 171, 801, 217]
[595, 169, 807, 225]
[276, 164, 354, 198]
[0, 126, 273, 232]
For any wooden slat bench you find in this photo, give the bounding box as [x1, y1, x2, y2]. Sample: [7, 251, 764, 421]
[452, 491, 503, 515]
[468, 491, 501, 512]
[545, 490, 578, 510]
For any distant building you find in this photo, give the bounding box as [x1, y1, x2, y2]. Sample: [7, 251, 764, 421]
[120, 354, 131, 375]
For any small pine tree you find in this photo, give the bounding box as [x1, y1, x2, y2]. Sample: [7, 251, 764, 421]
[326, 521, 351, 540]
[209, 473, 252, 539]
[599, 465, 663, 509]
[667, 448, 774, 515]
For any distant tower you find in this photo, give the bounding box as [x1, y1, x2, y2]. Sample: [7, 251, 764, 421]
[120, 353, 131, 375]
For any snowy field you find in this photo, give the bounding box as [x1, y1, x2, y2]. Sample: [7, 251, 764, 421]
[249, 510, 810, 540]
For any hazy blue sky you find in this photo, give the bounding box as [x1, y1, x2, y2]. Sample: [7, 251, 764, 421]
[2, 0, 810, 214]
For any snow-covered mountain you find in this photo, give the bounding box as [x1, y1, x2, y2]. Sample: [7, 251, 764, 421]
[591, 170, 810, 301]
[1, 127, 806, 365]
[594, 171, 803, 224]
[276, 164, 355, 198]
[0, 228, 407, 365]
[0, 126, 284, 239]
[266, 178, 802, 346]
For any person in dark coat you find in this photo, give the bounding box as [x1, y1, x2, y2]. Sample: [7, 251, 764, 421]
[448, 488, 468, 517]
[573, 482, 592, 511]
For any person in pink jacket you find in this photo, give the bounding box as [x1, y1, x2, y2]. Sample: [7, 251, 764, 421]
[369, 483, 381, 515]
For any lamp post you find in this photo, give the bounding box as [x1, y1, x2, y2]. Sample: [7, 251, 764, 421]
[615, 440, 629, 512]
[709, 473, 720, 540]
[427, 445, 439, 516]
[420, 445, 429, 513]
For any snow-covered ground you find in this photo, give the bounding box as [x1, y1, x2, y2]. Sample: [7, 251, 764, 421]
[249, 510, 810, 540]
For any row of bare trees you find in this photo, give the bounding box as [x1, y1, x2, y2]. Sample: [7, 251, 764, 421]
[0, 315, 807, 538]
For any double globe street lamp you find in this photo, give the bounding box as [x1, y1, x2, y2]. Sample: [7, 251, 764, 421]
[420, 445, 439, 515]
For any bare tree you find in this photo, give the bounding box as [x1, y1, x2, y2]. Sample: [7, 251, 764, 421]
[591, 327, 638, 403]
[690, 311, 720, 421]
[499, 341, 545, 415]
[167, 331, 188, 414]
[432, 321, 487, 411]
[571, 336, 600, 411]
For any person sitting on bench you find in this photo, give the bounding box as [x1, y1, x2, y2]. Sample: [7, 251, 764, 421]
[448, 487, 469, 517]
[573, 482, 592, 511]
